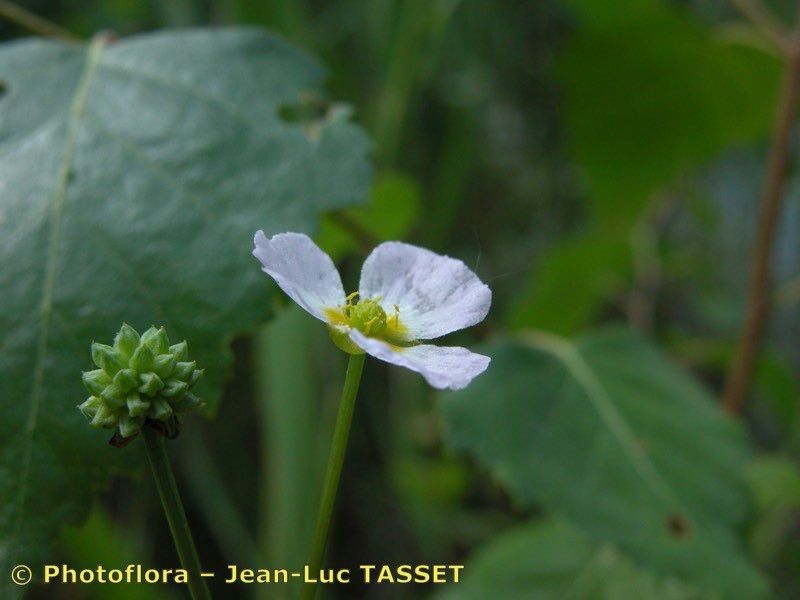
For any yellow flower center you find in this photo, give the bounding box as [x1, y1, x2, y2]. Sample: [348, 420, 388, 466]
[324, 293, 408, 354]
[348, 298, 387, 336]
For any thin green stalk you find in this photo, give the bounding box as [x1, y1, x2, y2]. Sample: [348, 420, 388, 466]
[371, 1, 429, 163]
[0, 0, 78, 39]
[143, 427, 212, 600]
[301, 352, 366, 600]
[257, 308, 326, 600]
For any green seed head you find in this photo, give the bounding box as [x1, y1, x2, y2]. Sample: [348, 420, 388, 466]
[349, 298, 387, 336]
[78, 324, 204, 442]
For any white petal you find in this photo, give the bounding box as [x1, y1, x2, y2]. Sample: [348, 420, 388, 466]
[359, 242, 491, 340]
[349, 330, 490, 390]
[253, 231, 345, 322]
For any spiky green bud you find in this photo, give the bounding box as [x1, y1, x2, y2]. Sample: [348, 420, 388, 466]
[127, 392, 150, 418]
[78, 324, 204, 441]
[82, 370, 111, 396]
[101, 384, 126, 409]
[114, 323, 140, 360]
[153, 354, 177, 379]
[173, 361, 196, 380]
[130, 344, 155, 372]
[138, 372, 164, 397]
[78, 396, 102, 420]
[141, 326, 169, 355]
[161, 379, 189, 399]
[170, 341, 189, 362]
[91, 343, 124, 374]
[149, 398, 173, 421]
[119, 414, 144, 438]
[188, 368, 203, 387]
[113, 369, 139, 393]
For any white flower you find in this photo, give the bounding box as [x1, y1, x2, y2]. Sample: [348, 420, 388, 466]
[253, 231, 492, 390]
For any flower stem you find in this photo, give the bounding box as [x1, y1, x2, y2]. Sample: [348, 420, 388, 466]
[143, 426, 213, 600]
[301, 352, 366, 600]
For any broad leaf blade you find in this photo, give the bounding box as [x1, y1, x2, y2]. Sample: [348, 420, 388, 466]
[437, 518, 710, 600]
[0, 28, 370, 587]
[440, 327, 766, 597]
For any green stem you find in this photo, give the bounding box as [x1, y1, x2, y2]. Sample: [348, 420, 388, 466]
[143, 426, 212, 600]
[301, 352, 366, 600]
[0, 1, 78, 39]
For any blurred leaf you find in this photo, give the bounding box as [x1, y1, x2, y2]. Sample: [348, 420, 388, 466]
[228, 0, 313, 47]
[318, 170, 421, 258]
[563, 0, 661, 28]
[369, 0, 456, 162]
[753, 355, 800, 444]
[178, 435, 260, 568]
[560, 0, 780, 223]
[392, 456, 469, 510]
[745, 456, 800, 583]
[508, 229, 631, 333]
[61, 507, 177, 600]
[437, 518, 710, 600]
[440, 326, 766, 597]
[0, 28, 370, 591]
[511, 0, 781, 335]
[746, 455, 800, 513]
[255, 307, 333, 600]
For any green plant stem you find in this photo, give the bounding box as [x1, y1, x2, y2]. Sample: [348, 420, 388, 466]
[143, 426, 212, 600]
[0, 1, 77, 39]
[301, 352, 366, 600]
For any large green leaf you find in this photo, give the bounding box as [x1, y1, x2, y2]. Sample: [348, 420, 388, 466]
[560, 0, 780, 223]
[440, 327, 766, 597]
[0, 28, 370, 588]
[438, 518, 710, 600]
[508, 229, 631, 333]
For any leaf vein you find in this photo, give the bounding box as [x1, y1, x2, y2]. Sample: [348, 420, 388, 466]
[11, 37, 108, 563]
[520, 331, 684, 511]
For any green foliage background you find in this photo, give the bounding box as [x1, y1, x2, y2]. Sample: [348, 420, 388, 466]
[2, 0, 800, 598]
